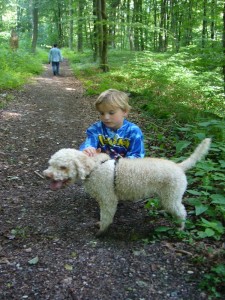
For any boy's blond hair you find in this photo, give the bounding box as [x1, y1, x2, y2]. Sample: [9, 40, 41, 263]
[94, 89, 131, 112]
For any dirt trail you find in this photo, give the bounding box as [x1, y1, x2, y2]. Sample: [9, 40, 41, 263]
[0, 61, 208, 299]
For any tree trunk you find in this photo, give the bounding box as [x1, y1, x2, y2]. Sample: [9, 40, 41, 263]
[109, 0, 120, 49]
[202, 0, 208, 48]
[100, 0, 109, 72]
[223, 1, 225, 92]
[96, 0, 103, 58]
[10, 29, 19, 51]
[31, 0, 38, 53]
[69, 0, 74, 50]
[159, 0, 167, 52]
[210, 0, 215, 45]
[153, 0, 158, 50]
[139, 0, 144, 51]
[126, 0, 134, 51]
[133, 0, 141, 51]
[77, 0, 84, 52]
[93, 0, 98, 61]
[170, 0, 178, 51]
[57, 1, 63, 46]
[185, 0, 193, 46]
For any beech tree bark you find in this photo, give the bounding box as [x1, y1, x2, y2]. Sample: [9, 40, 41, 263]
[223, 1, 225, 92]
[77, 0, 84, 52]
[100, 0, 109, 72]
[31, 0, 38, 53]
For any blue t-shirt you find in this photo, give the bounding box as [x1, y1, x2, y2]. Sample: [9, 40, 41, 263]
[79, 119, 145, 159]
[48, 47, 63, 62]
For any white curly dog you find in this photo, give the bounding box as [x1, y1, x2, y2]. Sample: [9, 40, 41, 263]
[43, 138, 211, 236]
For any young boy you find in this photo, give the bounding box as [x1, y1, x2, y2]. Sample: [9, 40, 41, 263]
[79, 89, 145, 159]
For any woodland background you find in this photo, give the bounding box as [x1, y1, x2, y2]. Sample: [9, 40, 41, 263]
[0, 0, 225, 117]
[0, 1, 225, 298]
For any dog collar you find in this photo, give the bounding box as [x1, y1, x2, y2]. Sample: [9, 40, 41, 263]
[85, 159, 109, 180]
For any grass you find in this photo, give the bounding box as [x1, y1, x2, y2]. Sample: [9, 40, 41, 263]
[0, 45, 46, 92]
[0, 45, 47, 108]
[67, 48, 225, 122]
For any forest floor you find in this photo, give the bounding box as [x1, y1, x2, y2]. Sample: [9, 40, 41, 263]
[0, 60, 216, 299]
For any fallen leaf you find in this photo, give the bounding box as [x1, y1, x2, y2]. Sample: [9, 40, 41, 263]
[28, 256, 39, 265]
[64, 264, 73, 271]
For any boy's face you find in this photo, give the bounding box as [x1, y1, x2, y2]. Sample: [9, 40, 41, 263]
[97, 103, 128, 130]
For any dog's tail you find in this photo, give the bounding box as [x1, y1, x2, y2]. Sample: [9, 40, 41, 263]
[178, 138, 211, 172]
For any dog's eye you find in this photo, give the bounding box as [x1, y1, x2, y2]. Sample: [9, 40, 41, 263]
[60, 166, 67, 171]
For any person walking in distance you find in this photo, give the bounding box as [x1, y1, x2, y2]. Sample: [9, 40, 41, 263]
[48, 44, 63, 76]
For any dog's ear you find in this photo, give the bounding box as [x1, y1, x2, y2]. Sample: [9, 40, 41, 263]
[74, 155, 96, 180]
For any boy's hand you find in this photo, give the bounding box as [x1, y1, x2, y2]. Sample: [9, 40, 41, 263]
[82, 147, 98, 157]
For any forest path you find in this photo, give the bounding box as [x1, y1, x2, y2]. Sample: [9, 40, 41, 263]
[0, 61, 206, 299]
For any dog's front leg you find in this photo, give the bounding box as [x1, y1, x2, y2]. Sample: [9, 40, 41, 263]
[96, 198, 118, 237]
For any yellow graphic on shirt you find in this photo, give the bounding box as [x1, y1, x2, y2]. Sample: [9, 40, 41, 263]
[98, 135, 130, 149]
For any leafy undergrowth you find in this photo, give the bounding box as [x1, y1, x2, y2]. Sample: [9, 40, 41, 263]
[142, 119, 225, 299]
[65, 48, 225, 298]
[0, 46, 45, 100]
[66, 48, 225, 122]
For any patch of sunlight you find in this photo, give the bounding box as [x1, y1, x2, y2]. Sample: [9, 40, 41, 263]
[1, 111, 22, 120]
[65, 87, 76, 91]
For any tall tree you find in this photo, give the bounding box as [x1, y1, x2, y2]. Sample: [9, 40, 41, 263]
[133, 0, 143, 51]
[153, 0, 158, 51]
[77, 0, 84, 52]
[93, 0, 98, 61]
[126, 0, 134, 50]
[96, 0, 103, 58]
[93, 0, 109, 71]
[31, 0, 39, 53]
[58, 0, 63, 46]
[202, 0, 208, 48]
[158, 0, 167, 52]
[185, 0, 194, 46]
[68, 0, 74, 50]
[210, 0, 216, 43]
[223, 1, 225, 92]
[100, 0, 109, 71]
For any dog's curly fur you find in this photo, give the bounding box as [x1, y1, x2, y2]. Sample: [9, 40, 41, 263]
[43, 138, 211, 236]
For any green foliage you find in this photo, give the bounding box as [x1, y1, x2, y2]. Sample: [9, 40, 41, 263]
[144, 119, 225, 241]
[0, 93, 15, 109]
[68, 48, 224, 122]
[10, 226, 30, 239]
[199, 264, 225, 299]
[143, 120, 225, 299]
[0, 46, 46, 91]
[62, 49, 93, 64]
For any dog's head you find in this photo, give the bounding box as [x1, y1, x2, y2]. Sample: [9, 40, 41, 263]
[43, 149, 97, 190]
